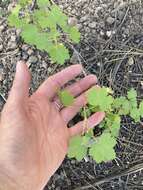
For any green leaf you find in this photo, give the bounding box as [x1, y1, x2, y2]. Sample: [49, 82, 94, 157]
[58, 90, 74, 107]
[34, 33, 53, 51]
[113, 97, 130, 115]
[37, 0, 51, 7]
[127, 88, 137, 100]
[68, 26, 81, 43]
[48, 43, 70, 64]
[113, 97, 126, 109]
[33, 10, 52, 29]
[130, 100, 137, 109]
[130, 108, 140, 122]
[21, 24, 39, 45]
[80, 107, 91, 118]
[68, 136, 87, 161]
[8, 14, 26, 28]
[8, 4, 24, 28]
[110, 115, 121, 137]
[11, 4, 21, 15]
[119, 99, 130, 115]
[99, 121, 106, 129]
[139, 101, 143, 116]
[87, 87, 113, 111]
[82, 136, 90, 146]
[89, 132, 116, 163]
[47, 5, 68, 28]
[85, 129, 94, 138]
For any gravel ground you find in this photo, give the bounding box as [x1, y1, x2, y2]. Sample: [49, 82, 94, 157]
[0, 0, 143, 189]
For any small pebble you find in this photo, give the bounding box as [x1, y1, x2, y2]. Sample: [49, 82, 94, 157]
[128, 57, 134, 66]
[106, 16, 115, 25]
[0, 69, 3, 81]
[28, 56, 38, 64]
[68, 17, 78, 26]
[0, 25, 5, 33]
[89, 22, 96, 28]
[27, 48, 34, 55]
[106, 31, 112, 37]
[10, 35, 16, 42]
[0, 44, 3, 52]
[70, 52, 79, 64]
[7, 41, 17, 50]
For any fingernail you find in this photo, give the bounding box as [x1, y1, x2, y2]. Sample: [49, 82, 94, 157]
[16, 60, 24, 70]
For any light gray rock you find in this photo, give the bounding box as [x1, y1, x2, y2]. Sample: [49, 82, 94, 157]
[28, 56, 38, 64]
[27, 48, 34, 55]
[68, 17, 78, 26]
[7, 41, 17, 50]
[106, 16, 115, 25]
[0, 68, 3, 81]
[89, 22, 96, 28]
[0, 25, 5, 33]
[0, 44, 3, 52]
[10, 35, 17, 42]
[70, 52, 79, 64]
[106, 30, 112, 37]
[80, 16, 88, 23]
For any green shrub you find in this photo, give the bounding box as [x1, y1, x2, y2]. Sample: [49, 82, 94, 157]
[65, 87, 143, 163]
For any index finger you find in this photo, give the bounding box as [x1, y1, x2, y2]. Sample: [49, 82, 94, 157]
[36, 64, 83, 99]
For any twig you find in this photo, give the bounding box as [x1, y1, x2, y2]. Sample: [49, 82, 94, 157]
[74, 161, 143, 190]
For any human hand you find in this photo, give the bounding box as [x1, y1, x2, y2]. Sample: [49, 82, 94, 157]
[0, 61, 104, 190]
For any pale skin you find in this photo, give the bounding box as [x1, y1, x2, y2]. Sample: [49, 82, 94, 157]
[0, 61, 105, 190]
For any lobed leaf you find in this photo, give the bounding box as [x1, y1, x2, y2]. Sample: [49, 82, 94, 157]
[68, 136, 87, 161]
[87, 87, 113, 112]
[68, 26, 81, 43]
[130, 108, 140, 122]
[127, 88, 137, 100]
[89, 132, 116, 163]
[48, 43, 70, 65]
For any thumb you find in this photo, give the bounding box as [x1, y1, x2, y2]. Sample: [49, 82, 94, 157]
[8, 61, 31, 103]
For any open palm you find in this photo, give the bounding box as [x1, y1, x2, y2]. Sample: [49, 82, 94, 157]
[0, 62, 104, 190]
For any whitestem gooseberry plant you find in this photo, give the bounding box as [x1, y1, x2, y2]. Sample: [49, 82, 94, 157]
[59, 87, 143, 163]
[8, 0, 81, 65]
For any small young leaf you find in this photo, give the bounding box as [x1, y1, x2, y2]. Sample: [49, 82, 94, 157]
[82, 136, 90, 146]
[127, 88, 137, 100]
[113, 97, 126, 109]
[119, 99, 130, 115]
[85, 129, 94, 138]
[80, 107, 91, 118]
[110, 115, 121, 137]
[68, 135, 87, 161]
[68, 26, 81, 43]
[130, 108, 140, 122]
[58, 90, 74, 107]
